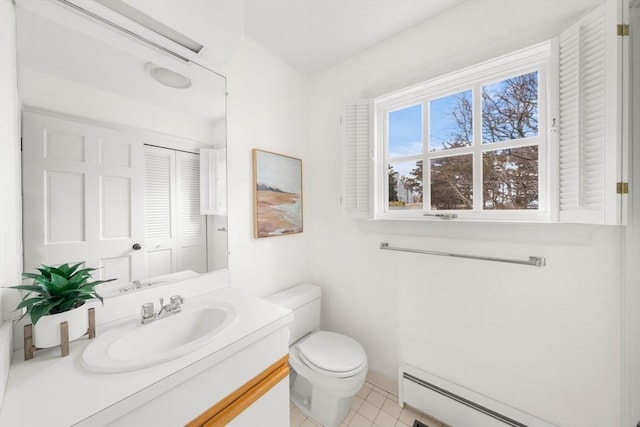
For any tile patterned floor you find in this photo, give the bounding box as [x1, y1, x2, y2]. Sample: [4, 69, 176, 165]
[289, 381, 449, 427]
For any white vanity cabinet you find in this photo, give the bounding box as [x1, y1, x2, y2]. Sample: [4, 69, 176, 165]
[1, 283, 293, 427]
[100, 327, 290, 427]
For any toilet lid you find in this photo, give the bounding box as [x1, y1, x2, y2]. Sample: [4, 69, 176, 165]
[297, 331, 366, 377]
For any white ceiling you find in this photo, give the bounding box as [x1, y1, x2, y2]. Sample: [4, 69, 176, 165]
[243, 0, 464, 75]
[15, 0, 466, 120]
[121, 0, 464, 76]
[21, 0, 600, 123]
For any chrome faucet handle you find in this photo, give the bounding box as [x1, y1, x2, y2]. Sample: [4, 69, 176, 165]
[170, 295, 185, 306]
[141, 302, 155, 322]
[157, 297, 167, 316]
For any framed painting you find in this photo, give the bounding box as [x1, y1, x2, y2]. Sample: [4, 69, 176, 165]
[253, 149, 303, 238]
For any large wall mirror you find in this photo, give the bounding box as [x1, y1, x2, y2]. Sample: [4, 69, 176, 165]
[15, 0, 228, 295]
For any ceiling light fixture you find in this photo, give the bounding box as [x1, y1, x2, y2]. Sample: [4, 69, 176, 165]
[144, 62, 192, 89]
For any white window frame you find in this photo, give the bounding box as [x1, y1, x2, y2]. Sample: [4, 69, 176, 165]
[373, 41, 553, 222]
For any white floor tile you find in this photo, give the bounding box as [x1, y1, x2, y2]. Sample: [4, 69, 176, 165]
[372, 386, 390, 397]
[301, 419, 320, 427]
[385, 394, 399, 404]
[350, 413, 374, 427]
[344, 409, 357, 424]
[357, 384, 373, 399]
[290, 406, 307, 427]
[373, 410, 397, 427]
[365, 390, 387, 409]
[358, 401, 381, 422]
[350, 395, 365, 411]
[398, 407, 421, 426]
[395, 420, 411, 427]
[381, 399, 402, 418]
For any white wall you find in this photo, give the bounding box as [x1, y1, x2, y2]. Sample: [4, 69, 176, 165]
[223, 37, 311, 297]
[0, 0, 22, 408]
[308, 1, 619, 426]
[20, 67, 214, 144]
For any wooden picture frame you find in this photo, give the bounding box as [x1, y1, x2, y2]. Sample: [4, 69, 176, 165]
[252, 149, 303, 238]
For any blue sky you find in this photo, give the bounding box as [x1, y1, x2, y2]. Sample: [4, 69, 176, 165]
[430, 90, 472, 150]
[388, 91, 472, 178]
[388, 90, 473, 161]
[388, 103, 422, 159]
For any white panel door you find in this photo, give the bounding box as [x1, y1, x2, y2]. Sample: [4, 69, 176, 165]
[22, 111, 145, 286]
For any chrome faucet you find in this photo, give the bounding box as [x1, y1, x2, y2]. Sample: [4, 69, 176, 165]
[140, 295, 185, 324]
[141, 302, 155, 324]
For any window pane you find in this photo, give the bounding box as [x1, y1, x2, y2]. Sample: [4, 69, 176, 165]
[482, 146, 538, 209]
[430, 154, 473, 210]
[482, 71, 538, 144]
[388, 104, 423, 158]
[388, 160, 423, 210]
[429, 90, 472, 151]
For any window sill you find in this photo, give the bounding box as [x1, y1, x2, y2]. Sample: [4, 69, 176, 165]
[358, 218, 608, 246]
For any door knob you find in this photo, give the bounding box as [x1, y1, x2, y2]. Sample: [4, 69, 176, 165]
[132, 243, 142, 250]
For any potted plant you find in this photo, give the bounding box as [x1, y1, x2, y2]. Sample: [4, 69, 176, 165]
[11, 263, 115, 348]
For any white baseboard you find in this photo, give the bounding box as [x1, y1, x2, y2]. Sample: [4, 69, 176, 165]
[366, 369, 398, 396]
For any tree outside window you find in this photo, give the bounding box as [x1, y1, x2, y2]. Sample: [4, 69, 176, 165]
[386, 70, 540, 213]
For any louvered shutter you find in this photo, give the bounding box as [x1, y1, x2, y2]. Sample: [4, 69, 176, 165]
[145, 147, 174, 240]
[558, 2, 624, 224]
[343, 100, 372, 218]
[176, 151, 207, 272]
[177, 152, 203, 238]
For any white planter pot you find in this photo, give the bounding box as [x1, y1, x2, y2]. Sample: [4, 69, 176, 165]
[33, 303, 89, 348]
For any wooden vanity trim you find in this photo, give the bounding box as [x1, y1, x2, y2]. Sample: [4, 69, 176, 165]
[187, 354, 289, 427]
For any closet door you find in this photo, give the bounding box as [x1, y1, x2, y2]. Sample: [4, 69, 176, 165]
[22, 111, 145, 285]
[144, 146, 207, 277]
[144, 145, 177, 277]
[175, 151, 207, 273]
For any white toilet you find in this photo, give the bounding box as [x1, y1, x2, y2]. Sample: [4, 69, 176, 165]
[267, 284, 368, 427]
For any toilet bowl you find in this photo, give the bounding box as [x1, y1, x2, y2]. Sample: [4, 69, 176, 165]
[266, 284, 368, 427]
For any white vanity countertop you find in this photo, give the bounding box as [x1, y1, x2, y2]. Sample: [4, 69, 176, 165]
[0, 286, 292, 427]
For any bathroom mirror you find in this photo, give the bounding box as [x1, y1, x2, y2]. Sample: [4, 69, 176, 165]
[15, 0, 228, 292]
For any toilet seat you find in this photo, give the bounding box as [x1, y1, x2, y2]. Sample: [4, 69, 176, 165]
[297, 331, 366, 378]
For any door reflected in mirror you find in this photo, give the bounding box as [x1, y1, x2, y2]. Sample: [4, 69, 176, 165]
[16, 0, 228, 293]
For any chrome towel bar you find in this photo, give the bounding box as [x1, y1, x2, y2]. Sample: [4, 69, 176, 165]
[380, 242, 546, 268]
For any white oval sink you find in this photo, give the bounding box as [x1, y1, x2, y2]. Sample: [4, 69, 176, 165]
[81, 302, 237, 373]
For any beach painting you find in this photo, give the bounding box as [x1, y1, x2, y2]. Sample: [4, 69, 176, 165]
[253, 149, 303, 238]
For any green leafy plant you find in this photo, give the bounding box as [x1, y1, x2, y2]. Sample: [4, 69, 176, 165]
[11, 263, 116, 325]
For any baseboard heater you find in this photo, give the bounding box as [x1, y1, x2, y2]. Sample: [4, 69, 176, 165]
[399, 364, 557, 427]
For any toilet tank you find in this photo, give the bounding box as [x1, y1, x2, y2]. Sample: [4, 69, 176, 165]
[266, 284, 321, 345]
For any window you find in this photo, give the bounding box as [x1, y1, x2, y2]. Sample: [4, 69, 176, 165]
[377, 43, 550, 221]
[343, 4, 624, 225]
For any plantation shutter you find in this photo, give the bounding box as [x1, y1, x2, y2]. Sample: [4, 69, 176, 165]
[145, 146, 175, 240]
[176, 152, 203, 238]
[558, 2, 625, 224]
[200, 148, 227, 215]
[343, 100, 372, 218]
[176, 151, 207, 273]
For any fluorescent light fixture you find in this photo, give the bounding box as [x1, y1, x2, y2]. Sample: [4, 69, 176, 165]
[94, 0, 204, 53]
